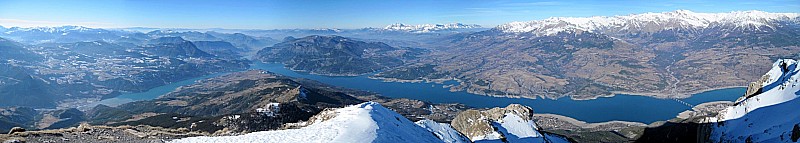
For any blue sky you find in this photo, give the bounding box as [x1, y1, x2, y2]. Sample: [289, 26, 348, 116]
[0, 0, 798, 29]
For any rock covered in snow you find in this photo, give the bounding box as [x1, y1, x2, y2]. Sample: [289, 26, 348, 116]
[255, 102, 281, 116]
[450, 104, 568, 143]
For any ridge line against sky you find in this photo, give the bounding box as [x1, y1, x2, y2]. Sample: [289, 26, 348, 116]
[1, 0, 799, 29]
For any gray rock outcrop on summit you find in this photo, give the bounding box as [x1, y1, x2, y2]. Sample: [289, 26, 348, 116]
[450, 104, 568, 142]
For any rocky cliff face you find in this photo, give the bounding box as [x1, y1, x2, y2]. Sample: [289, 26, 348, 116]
[740, 74, 771, 103]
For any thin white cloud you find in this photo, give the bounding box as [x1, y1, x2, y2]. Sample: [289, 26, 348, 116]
[0, 18, 115, 28]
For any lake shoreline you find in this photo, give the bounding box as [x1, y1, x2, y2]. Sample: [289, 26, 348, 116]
[85, 62, 746, 123]
[368, 72, 747, 101]
[534, 113, 648, 129]
[247, 62, 745, 123]
[603, 86, 747, 100]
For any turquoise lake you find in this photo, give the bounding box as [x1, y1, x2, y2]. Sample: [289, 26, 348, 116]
[97, 62, 746, 123]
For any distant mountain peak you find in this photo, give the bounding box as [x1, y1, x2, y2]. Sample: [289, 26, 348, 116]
[383, 23, 482, 33]
[672, 9, 694, 14]
[147, 29, 178, 34]
[146, 29, 207, 35]
[496, 10, 800, 35]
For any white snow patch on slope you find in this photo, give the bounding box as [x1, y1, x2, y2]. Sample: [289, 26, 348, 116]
[472, 113, 568, 143]
[416, 120, 471, 143]
[170, 102, 443, 143]
[498, 113, 543, 139]
[471, 132, 504, 142]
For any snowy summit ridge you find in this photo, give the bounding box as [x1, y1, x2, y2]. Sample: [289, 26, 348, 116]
[496, 10, 800, 35]
[708, 59, 800, 142]
[383, 23, 482, 33]
[171, 102, 446, 143]
[171, 101, 569, 143]
[718, 59, 800, 121]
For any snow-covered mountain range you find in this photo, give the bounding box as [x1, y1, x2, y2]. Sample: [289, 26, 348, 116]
[0, 25, 124, 44]
[2, 25, 100, 34]
[708, 59, 800, 142]
[496, 10, 800, 36]
[382, 23, 483, 33]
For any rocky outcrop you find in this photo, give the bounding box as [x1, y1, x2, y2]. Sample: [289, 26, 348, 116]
[450, 110, 494, 139]
[450, 104, 568, 142]
[6, 127, 23, 135]
[451, 104, 536, 139]
[740, 74, 770, 103]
